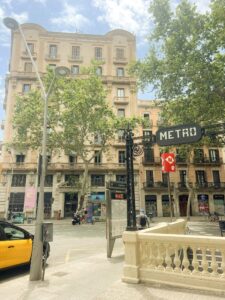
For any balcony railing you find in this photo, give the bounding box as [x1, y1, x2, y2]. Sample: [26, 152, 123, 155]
[142, 157, 161, 165]
[176, 156, 187, 164]
[114, 96, 129, 104]
[193, 157, 222, 165]
[143, 181, 174, 189]
[68, 55, 83, 62]
[45, 54, 60, 61]
[113, 57, 128, 64]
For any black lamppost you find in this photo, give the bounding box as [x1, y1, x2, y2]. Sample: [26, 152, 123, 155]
[125, 126, 137, 231]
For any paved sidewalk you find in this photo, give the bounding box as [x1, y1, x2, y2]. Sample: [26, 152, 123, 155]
[1, 219, 224, 300]
[1, 241, 225, 300]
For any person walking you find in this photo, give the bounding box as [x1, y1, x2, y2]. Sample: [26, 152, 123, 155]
[137, 208, 149, 230]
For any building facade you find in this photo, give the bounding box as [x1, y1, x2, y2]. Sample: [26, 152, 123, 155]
[0, 24, 224, 220]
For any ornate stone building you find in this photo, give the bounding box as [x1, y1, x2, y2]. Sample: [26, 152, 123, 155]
[0, 23, 224, 220]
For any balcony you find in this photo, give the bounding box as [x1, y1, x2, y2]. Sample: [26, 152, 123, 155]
[208, 182, 225, 190]
[143, 181, 174, 190]
[113, 57, 128, 64]
[177, 182, 193, 190]
[68, 55, 83, 63]
[45, 54, 60, 61]
[142, 157, 161, 165]
[114, 96, 129, 105]
[193, 156, 223, 165]
[175, 156, 187, 165]
[21, 51, 37, 59]
[194, 182, 209, 189]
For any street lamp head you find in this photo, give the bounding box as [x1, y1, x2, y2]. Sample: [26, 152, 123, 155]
[55, 66, 70, 77]
[3, 17, 19, 30]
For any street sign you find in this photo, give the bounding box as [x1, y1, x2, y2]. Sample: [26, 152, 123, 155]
[156, 124, 202, 146]
[108, 181, 127, 190]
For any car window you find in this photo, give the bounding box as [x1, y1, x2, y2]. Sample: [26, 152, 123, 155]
[0, 229, 4, 241]
[3, 226, 25, 240]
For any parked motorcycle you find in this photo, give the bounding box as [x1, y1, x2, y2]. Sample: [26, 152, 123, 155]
[208, 212, 219, 222]
[72, 212, 81, 225]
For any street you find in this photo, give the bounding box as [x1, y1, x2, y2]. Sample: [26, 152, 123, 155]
[0, 219, 222, 283]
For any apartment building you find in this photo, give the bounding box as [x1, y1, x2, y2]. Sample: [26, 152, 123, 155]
[0, 23, 224, 220]
[0, 23, 140, 220]
[138, 100, 225, 218]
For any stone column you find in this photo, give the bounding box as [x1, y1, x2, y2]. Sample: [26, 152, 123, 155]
[122, 231, 140, 283]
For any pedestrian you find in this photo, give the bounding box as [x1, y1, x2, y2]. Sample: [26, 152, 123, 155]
[137, 208, 149, 230]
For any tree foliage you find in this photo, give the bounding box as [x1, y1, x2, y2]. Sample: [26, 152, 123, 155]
[130, 0, 225, 219]
[130, 0, 225, 126]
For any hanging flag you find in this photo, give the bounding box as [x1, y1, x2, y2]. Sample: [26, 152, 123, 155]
[161, 153, 176, 172]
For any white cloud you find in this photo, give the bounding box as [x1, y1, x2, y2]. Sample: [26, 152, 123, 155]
[92, 0, 151, 37]
[50, 2, 90, 32]
[11, 11, 29, 24]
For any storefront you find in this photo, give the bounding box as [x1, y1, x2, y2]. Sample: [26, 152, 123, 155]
[88, 192, 106, 220]
[179, 194, 190, 217]
[145, 195, 157, 217]
[162, 195, 170, 217]
[213, 194, 225, 215]
[198, 194, 209, 215]
[64, 192, 78, 218]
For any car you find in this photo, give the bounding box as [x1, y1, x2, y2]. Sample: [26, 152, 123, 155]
[0, 220, 50, 270]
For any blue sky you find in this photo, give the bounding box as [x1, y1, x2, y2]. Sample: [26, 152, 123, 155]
[0, 0, 211, 139]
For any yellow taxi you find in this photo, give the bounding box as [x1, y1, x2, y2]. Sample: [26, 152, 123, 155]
[0, 220, 49, 270]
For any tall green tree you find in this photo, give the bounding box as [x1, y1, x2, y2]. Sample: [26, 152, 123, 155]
[13, 66, 118, 210]
[130, 0, 225, 218]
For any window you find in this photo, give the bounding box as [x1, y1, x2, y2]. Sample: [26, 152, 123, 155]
[11, 175, 26, 187]
[116, 48, 124, 59]
[26, 43, 34, 54]
[72, 46, 80, 59]
[38, 175, 53, 187]
[117, 68, 124, 77]
[8, 193, 25, 212]
[196, 170, 207, 186]
[144, 147, 154, 162]
[49, 45, 57, 58]
[146, 170, 154, 187]
[194, 149, 204, 162]
[71, 65, 79, 75]
[118, 129, 125, 142]
[3, 224, 26, 240]
[24, 62, 32, 72]
[68, 155, 77, 164]
[179, 170, 187, 187]
[96, 66, 102, 76]
[117, 88, 125, 98]
[22, 84, 31, 93]
[94, 151, 101, 164]
[95, 47, 102, 60]
[116, 174, 126, 183]
[119, 151, 126, 164]
[117, 108, 125, 117]
[143, 130, 152, 143]
[91, 175, 105, 186]
[162, 173, 168, 187]
[16, 154, 25, 164]
[94, 134, 102, 144]
[209, 149, 219, 162]
[143, 113, 150, 120]
[65, 174, 79, 186]
[212, 171, 220, 187]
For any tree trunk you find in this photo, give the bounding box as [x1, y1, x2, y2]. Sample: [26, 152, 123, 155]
[185, 165, 195, 221]
[77, 162, 89, 211]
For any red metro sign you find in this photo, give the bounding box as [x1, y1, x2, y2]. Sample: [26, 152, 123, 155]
[161, 153, 176, 173]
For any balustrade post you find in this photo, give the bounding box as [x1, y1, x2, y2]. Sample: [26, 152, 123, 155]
[122, 231, 140, 283]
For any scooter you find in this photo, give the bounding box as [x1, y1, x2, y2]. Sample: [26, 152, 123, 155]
[72, 213, 81, 225]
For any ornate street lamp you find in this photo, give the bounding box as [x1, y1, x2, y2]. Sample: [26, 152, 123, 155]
[3, 17, 70, 281]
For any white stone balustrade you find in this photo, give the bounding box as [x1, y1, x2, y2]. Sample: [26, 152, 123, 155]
[122, 219, 225, 293]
